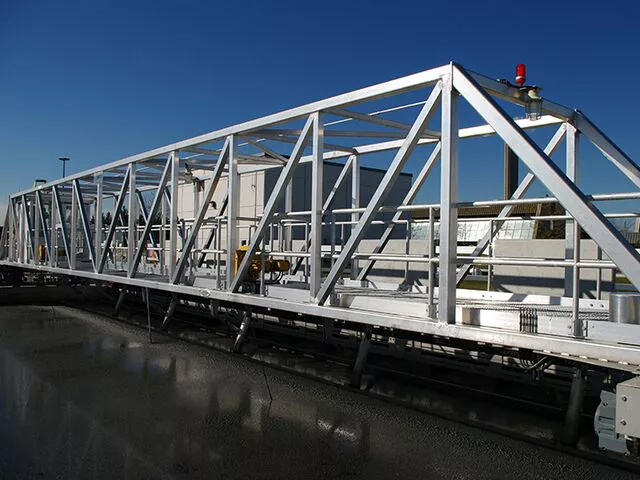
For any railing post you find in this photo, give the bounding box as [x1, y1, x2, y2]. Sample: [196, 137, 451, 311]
[427, 207, 436, 318]
[350, 154, 360, 280]
[572, 222, 582, 337]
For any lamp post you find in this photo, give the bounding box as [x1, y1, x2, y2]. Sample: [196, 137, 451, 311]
[59, 157, 70, 178]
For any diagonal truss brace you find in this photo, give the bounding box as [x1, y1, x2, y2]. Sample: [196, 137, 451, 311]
[230, 116, 315, 293]
[0, 206, 9, 259]
[21, 195, 35, 261]
[357, 143, 442, 281]
[129, 158, 173, 277]
[35, 190, 51, 261]
[574, 111, 640, 189]
[455, 124, 567, 285]
[316, 83, 443, 305]
[73, 179, 96, 271]
[197, 194, 228, 268]
[453, 65, 640, 291]
[136, 191, 158, 250]
[52, 186, 72, 267]
[292, 154, 357, 275]
[326, 107, 440, 139]
[98, 167, 131, 273]
[172, 139, 230, 284]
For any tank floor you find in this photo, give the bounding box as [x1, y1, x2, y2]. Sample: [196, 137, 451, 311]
[0, 304, 634, 479]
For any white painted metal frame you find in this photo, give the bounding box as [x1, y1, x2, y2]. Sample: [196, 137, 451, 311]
[3, 62, 640, 367]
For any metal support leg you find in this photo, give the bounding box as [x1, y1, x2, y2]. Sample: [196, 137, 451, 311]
[113, 290, 126, 316]
[161, 295, 178, 330]
[563, 368, 587, 445]
[233, 309, 251, 352]
[351, 325, 373, 388]
[209, 298, 219, 318]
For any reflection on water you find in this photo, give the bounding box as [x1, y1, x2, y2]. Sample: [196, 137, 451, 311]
[0, 308, 370, 479]
[0, 305, 635, 480]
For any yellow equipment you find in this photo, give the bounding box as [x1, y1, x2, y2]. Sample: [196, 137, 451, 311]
[37, 245, 47, 263]
[234, 245, 290, 283]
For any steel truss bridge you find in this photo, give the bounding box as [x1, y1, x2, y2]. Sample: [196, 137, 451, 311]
[3, 63, 640, 431]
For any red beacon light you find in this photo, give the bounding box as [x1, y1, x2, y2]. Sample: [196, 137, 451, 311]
[515, 64, 527, 86]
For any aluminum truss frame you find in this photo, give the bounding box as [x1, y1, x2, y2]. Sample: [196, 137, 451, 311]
[3, 62, 640, 367]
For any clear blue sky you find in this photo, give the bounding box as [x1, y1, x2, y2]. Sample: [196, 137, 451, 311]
[1, 0, 640, 218]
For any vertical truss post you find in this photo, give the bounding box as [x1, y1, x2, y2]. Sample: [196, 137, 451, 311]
[168, 152, 180, 279]
[34, 193, 41, 261]
[70, 185, 78, 269]
[439, 70, 459, 324]
[8, 198, 16, 262]
[160, 188, 167, 274]
[98, 168, 130, 273]
[74, 180, 96, 271]
[453, 64, 640, 291]
[172, 140, 230, 284]
[316, 84, 442, 305]
[94, 173, 103, 267]
[565, 123, 579, 296]
[357, 144, 441, 281]
[455, 125, 566, 285]
[35, 190, 51, 263]
[130, 157, 173, 278]
[226, 136, 240, 289]
[350, 154, 361, 280]
[231, 117, 314, 293]
[128, 163, 137, 270]
[193, 178, 201, 261]
[49, 189, 56, 267]
[18, 198, 24, 263]
[310, 112, 324, 300]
